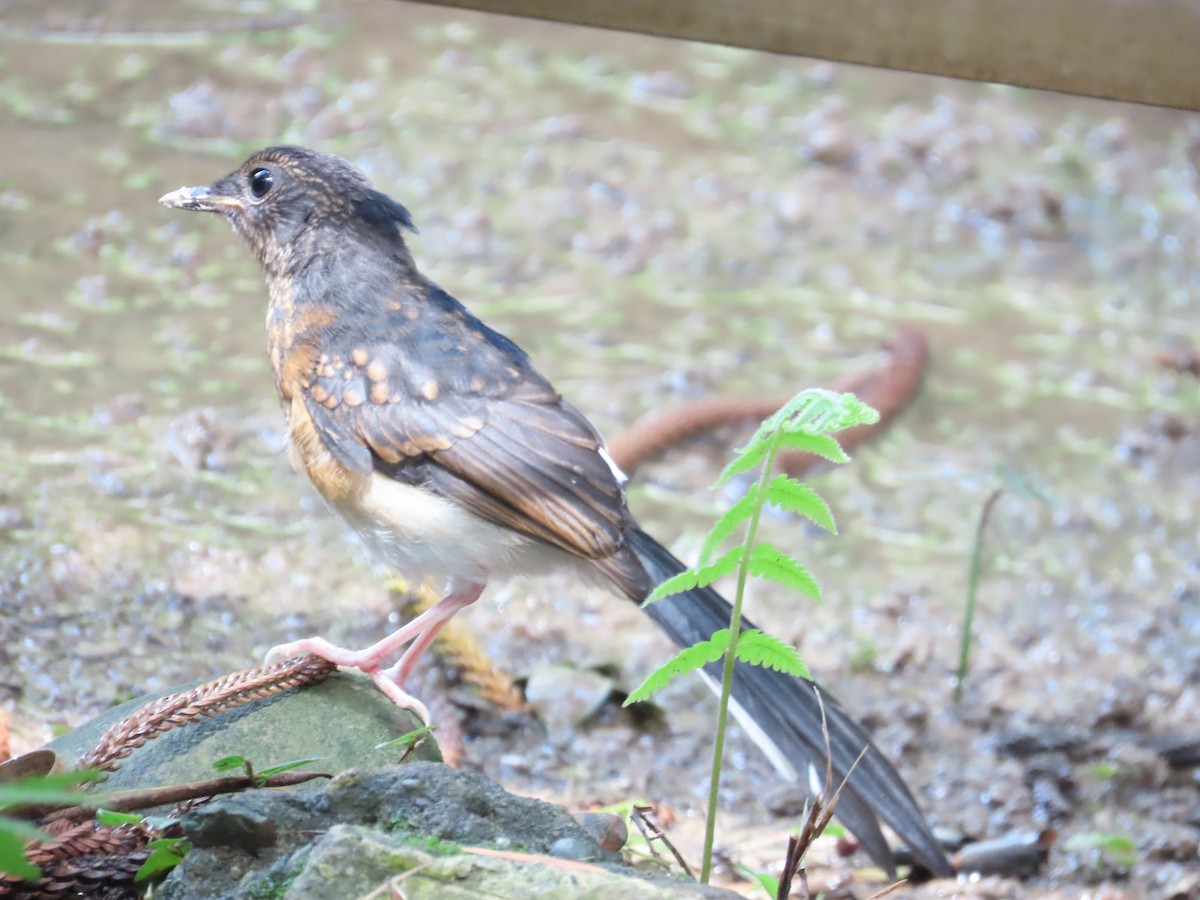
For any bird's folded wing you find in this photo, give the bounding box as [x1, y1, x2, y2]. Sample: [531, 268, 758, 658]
[296, 307, 632, 563]
[420, 391, 631, 559]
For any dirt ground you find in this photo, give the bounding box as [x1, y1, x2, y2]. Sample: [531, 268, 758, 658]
[1, 1, 1198, 896]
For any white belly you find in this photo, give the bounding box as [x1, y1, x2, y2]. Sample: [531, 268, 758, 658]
[335, 471, 574, 585]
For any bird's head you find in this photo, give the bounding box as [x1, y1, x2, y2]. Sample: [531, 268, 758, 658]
[159, 145, 416, 271]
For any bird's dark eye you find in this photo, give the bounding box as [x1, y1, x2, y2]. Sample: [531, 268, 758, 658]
[248, 167, 274, 200]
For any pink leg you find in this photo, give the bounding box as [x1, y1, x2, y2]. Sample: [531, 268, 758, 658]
[381, 596, 469, 687]
[267, 580, 486, 722]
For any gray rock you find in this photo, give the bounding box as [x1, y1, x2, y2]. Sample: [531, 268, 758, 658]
[48, 670, 438, 792]
[184, 801, 277, 851]
[284, 824, 719, 899]
[523, 663, 615, 735]
[156, 762, 735, 899]
[547, 834, 600, 861]
[45, 674, 730, 896]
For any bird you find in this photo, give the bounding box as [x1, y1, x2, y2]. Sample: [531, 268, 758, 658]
[159, 145, 951, 878]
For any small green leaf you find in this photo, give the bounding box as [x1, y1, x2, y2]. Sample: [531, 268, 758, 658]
[256, 758, 323, 781]
[0, 769, 104, 809]
[827, 392, 880, 430]
[623, 631, 731, 705]
[714, 440, 769, 486]
[26, 769, 102, 788]
[772, 388, 879, 435]
[1079, 761, 1117, 781]
[0, 815, 50, 843]
[211, 755, 247, 773]
[735, 631, 811, 679]
[736, 862, 780, 897]
[643, 547, 741, 605]
[375, 724, 438, 750]
[643, 569, 701, 605]
[777, 431, 848, 464]
[96, 809, 144, 826]
[0, 829, 40, 880]
[596, 797, 653, 818]
[749, 544, 821, 601]
[699, 488, 758, 564]
[1065, 831, 1138, 869]
[135, 837, 189, 882]
[762, 475, 836, 533]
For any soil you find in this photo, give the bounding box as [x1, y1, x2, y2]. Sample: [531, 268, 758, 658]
[1, 1, 1198, 896]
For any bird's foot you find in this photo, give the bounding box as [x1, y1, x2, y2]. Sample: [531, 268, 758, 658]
[266, 638, 432, 724]
[366, 670, 431, 724]
[264, 582, 485, 726]
[266, 636, 383, 671]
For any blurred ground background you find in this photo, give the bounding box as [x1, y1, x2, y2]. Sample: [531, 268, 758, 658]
[0, 1, 1198, 895]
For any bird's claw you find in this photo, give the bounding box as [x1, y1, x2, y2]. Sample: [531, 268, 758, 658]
[264, 637, 430, 724]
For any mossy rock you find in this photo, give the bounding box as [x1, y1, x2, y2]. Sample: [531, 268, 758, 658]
[47, 670, 438, 791]
[154, 764, 737, 899]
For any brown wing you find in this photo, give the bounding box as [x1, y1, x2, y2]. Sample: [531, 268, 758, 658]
[295, 280, 633, 563]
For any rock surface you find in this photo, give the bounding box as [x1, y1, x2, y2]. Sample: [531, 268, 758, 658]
[42, 675, 727, 896]
[156, 763, 735, 899]
[47, 670, 438, 790]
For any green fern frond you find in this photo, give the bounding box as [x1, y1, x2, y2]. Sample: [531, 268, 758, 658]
[699, 489, 758, 563]
[735, 630, 811, 679]
[778, 430, 849, 464]
[772, 388, 880, 435]
[627, 387, 880, 885]
[763, 474, 837, 532]
[623, 630, 732, 705]
[714, 440, 768, 486]
[749, 543, 822, 601]
[643, 546, 741, 605]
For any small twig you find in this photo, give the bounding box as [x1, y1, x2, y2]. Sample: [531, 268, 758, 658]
[779, 830, 808, 900]
[779, 810, 824, 900]
[865, 879, 910, 899]
[776, 688, 874, 900]
[41, 770, 330, 824]
[629, 806, 662, 861]
[631, 805, 693, 878]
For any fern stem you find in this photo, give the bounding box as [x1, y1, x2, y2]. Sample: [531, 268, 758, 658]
[700, 440, 782, 884]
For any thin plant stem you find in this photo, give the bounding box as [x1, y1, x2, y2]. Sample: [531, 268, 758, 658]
[700, 440, 782, 883]
[954, 487, 1003, 704]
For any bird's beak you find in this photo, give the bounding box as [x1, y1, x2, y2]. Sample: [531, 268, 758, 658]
[158, 185, 245, 213]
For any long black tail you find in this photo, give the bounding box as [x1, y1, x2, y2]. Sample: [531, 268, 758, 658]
[627, 528, 952, 878]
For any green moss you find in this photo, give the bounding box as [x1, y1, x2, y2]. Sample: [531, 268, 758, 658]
[382, 827, 462, 858]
